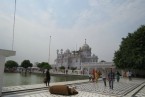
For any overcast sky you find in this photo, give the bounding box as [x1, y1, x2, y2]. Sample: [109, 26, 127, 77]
[0, 0, 145, 65]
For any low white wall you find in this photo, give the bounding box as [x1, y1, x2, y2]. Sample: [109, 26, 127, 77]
[0, 56, 5, 96]
[0, 49, 15, 96]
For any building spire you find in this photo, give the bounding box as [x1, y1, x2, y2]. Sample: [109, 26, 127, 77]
[85, 39, 86, 44]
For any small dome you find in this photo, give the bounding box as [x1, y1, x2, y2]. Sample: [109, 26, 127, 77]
[65, 49, 70, 53]
[92, 54, 97, 58]
[82, 43, 90, 50]
[92, 54, 96, 57]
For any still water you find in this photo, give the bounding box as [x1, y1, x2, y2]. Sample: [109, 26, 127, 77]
[3, 73, 87, 87]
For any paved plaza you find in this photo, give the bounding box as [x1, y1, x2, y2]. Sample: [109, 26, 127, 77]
[2, 78, 145, 97]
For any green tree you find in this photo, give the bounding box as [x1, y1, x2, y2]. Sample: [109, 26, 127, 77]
[113, 25, 145, 70]
[5, 60, 18, 72]
[59, 66, 65, 70]
[37, 62, 52, 74]
[71, 67, 77, 72]
[100, 60, 106, 62]
[21, 60, 33, 75]
[59, 66, 65, 73]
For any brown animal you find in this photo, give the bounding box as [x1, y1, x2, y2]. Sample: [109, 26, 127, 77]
[49, 85, 78, 95]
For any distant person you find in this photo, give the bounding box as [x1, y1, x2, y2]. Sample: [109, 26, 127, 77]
[55, 67, 57, 72]
[95, 70, 101, 83]
[92, 69, 96, 82]
[45, 69, 51, 86]
[66, 69, 68, 74]
[123, 71, 127, 77]
[88, 73, 92, 81]
[116, 71, 121, 82]
[108, 68, 115, 89]
[127, 70, 132, 81]
[95, 70, 99, 82]
[101, 69, 107, 87]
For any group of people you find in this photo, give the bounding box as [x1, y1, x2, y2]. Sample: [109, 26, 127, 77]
[89, 69, 102, 82]
[98, 68, 117, 89]
[44, 68, 132, 89]
[123, 70, 132, 81]
[89, 68, 132, 89]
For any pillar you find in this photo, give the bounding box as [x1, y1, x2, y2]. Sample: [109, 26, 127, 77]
[0, 49, 15, 96]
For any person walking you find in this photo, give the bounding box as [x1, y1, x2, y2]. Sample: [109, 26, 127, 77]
[45, 69, 51, 86]
[88, 73, 92, 81]
[108, 68, 115, 89]
[92, 69, 96, 82]
[127, 70, 132, 81]
[116, 71, 121, 82]
[95, 70, 100, 83]
[102, 69, 107, 87]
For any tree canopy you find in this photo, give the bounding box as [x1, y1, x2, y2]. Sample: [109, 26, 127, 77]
[59, 66, 65, 70]
[113, 25, 145, 70]
[21, 60, 33, 68]
[5, 60, 18, 68]
[37, 62, 52, 70]
[71, 67, 77, 70]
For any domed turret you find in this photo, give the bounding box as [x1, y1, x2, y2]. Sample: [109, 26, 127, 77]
[92, 54, 98, 58]
[82, 39, 90, 50]
[65, 49, 70, 53]
[82, 43, 90, 50]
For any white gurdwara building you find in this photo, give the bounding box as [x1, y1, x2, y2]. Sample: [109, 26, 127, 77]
[55, 41, 98, 69]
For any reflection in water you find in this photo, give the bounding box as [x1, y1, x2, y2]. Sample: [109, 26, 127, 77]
[3, 73, 87, 87]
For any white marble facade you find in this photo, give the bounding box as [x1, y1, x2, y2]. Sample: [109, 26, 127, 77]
[55, 41, 98, 69]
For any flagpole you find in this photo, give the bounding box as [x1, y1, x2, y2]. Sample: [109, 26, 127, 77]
[48, 36, 51, 63]
[12, 0, 16, 50]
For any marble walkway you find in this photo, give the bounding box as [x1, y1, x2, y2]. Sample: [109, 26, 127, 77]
[2, 78, 145, 97]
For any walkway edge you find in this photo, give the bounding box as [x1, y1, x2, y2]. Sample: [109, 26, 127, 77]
[2, 80, 89, 93]
[124, 82, 145, 97]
